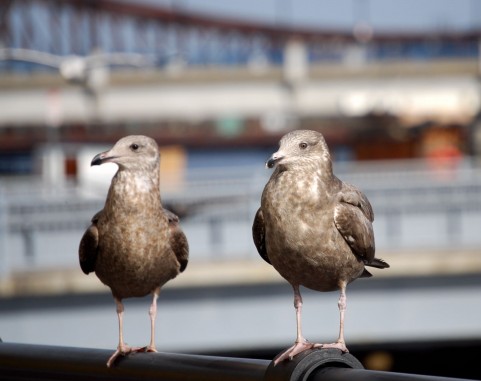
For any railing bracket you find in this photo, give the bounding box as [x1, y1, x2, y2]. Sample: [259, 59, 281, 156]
[264, 348, 363, 381]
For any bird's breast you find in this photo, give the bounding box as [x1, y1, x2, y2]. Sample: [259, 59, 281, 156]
[261, 172, 363, 292]
[95, 203, 179, 298]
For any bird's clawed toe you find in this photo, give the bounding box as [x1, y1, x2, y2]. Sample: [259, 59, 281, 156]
[139, 345, 158, 353]
[106, 345, 144, 367]
[106, 347, 128, 368]
[273, 339, 321, 365]
[320, 341, 349, 353]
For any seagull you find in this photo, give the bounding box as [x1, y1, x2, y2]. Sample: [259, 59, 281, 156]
[79, 135, 189, 367]
[252, 129, 389, 365]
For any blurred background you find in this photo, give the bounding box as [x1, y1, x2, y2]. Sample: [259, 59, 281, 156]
[1, 0, 481, 378]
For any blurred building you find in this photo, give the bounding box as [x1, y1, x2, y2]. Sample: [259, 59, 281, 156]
[0, 0, 480, 178]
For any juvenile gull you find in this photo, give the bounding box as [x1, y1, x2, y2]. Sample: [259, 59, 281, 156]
[252, 130, 389, 365]
[79, 135, 189, 367]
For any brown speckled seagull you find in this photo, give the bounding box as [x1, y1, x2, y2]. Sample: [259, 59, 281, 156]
[79, 135, 188, 367]
[252, 130, 389, 365]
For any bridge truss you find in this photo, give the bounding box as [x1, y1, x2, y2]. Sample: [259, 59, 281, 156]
[0, 0, 480, 72]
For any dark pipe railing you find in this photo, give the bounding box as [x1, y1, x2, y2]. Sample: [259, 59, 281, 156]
[0, 342, 475, 381]
[0, 342, 268, 381]
[264, 349, 475, 381]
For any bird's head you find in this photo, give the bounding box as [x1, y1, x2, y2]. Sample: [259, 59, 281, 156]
[266, 130, 331, 171]
[91, 135, 160, 171]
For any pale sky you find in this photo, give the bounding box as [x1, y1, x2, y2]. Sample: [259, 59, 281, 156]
[138, 0, 481, 33]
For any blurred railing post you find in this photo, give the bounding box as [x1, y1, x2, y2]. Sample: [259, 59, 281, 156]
[0, 187, 8, 277]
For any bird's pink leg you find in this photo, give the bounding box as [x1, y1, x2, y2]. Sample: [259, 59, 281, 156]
[145, 287, 160, 352]
[107, 298, 141, 367]
[321, 283, 349, 352]
[274, 285, 321, 365]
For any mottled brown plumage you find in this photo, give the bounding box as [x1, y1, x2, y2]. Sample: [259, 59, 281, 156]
[79, 135, 188, 367]
[252, 129, 388, 364]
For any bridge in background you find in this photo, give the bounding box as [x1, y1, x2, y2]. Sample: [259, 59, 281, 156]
[0, 0, 480, 131]
[2, 0, 479, 69]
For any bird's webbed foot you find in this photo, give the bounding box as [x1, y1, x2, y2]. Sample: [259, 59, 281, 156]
[320, 340, 349, 352]
[106, 344, 143, 367]
[273, 338, 322, 365]
[138, 345, 158, 353]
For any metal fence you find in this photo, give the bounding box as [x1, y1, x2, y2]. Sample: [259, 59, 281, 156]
[1, 158, 481, 276]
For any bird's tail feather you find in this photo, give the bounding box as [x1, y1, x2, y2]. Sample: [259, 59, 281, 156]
[368, 258, 390, 269]
[360, 269, 373, 278]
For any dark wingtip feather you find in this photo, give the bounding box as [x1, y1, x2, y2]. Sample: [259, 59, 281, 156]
[368, 258, 390, 269]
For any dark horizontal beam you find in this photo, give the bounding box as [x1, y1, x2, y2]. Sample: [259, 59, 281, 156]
[0, 342, 476, 381]
[0, 341, 269, 381]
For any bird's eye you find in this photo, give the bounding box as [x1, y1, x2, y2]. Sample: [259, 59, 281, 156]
[130, 143, 139, 151]
[299, 142, 308, 149]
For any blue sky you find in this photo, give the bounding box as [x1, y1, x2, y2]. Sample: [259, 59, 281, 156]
[141, 0, 481, 32]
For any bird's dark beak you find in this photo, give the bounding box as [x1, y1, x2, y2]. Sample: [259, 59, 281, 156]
[266, 154, 284, 169]
[91, 152, 108, 166]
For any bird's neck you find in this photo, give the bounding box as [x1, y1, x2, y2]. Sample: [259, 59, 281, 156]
[271, 161, 337, 206]
[277, 159, 334, 181]
[107, 169, 162, 212]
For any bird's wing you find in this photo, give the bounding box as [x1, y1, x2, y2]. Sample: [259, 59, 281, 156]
[334, 183, 375, 264]
[165, 209, 189, 273]
[79, 210, 102, 275]
[252, 208, 271, 264]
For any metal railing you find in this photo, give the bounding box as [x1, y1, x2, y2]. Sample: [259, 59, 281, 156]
[2, 159, 481, 275]
[0, 342, 474, 381]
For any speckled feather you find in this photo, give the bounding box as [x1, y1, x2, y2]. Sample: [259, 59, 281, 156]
[79, 136, 188, 300]
[253, 130, 388, 293]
